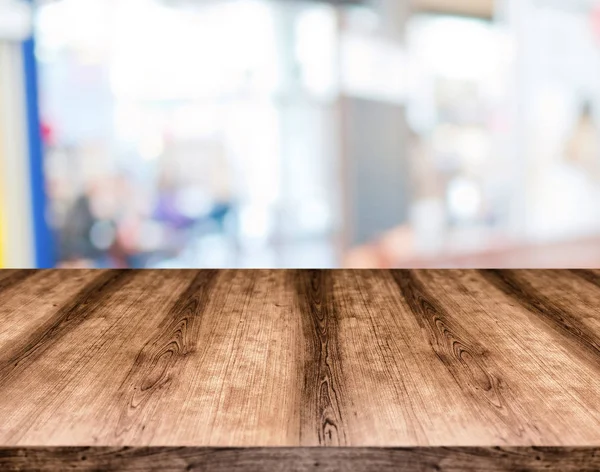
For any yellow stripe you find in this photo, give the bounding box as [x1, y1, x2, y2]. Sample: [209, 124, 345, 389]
[0, 128, 5, 267]
[0, 43, 7, 267]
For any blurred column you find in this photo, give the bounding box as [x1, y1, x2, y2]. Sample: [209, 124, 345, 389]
[376, 0, 409, 43]
[338, 0, 411, 250]
[271, 1, 339, 266]
[496, 0, 535, 240]
[0, 0, 35, 267]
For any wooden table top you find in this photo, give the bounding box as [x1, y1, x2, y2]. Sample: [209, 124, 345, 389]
[1, 269, 599, 471]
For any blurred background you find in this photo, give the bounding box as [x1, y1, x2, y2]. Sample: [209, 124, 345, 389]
[2, 0, 600, 268]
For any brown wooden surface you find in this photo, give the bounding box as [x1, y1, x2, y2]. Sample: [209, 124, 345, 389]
[0, 269, 599, 470]
[1, 447, 599, 472]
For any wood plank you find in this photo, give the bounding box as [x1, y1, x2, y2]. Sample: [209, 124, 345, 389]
[414, 270, 600, 444]
[0, 270, 599, 470]
[1, 447, 600, 472]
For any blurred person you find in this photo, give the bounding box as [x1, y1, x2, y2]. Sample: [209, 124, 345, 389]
[58, 175, 140, 267]
[153, 172, 196, 231]
[565, 101, 600, 180]
[58, 186, 100, 267]
[153, 142, 234, 241]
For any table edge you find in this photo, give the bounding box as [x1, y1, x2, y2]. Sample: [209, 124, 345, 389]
[1, 447, 599, 471]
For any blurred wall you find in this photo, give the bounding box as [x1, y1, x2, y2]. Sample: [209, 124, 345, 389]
[342, 97, 410, 245]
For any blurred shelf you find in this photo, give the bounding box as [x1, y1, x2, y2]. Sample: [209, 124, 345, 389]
[414, 0, 495, 18]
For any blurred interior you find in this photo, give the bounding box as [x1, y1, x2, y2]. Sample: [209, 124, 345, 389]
[2, 0, 600, 268]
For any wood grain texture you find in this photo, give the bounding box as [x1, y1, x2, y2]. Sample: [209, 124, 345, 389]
[1, 447, 599, 472]
[0, 270, 599, 470]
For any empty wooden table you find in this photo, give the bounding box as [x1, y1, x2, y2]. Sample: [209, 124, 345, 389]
[0, 269, 599, 471]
